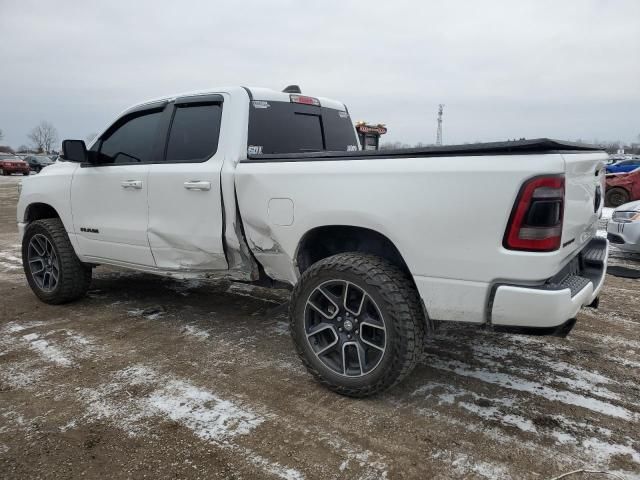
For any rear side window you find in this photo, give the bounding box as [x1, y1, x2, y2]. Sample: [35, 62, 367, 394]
[98, 110, 162, 164]
[248, 101, 358, 155]
[165, 103, 222, 162]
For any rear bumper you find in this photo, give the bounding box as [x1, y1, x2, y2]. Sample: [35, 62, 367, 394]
[490, 237, 608, 329]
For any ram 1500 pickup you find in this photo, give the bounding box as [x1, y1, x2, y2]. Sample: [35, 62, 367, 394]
[17, 86, 609, 396]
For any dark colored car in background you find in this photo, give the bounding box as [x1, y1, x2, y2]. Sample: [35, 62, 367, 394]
[0, 155, 30, 176]
[25, 155, 55, 173]
[606, 158, 640, 174]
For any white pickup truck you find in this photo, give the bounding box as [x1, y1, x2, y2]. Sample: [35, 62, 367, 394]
[17, 86, 609, 396]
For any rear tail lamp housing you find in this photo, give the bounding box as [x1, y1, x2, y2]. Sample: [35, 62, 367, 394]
[503, 175, 565, 252]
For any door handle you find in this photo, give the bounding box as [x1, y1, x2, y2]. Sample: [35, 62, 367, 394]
[184, 181, 211, 191]
[121, 180, 143, 189]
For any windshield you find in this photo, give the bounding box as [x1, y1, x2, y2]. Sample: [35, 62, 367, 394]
[247, 100, 358, 155]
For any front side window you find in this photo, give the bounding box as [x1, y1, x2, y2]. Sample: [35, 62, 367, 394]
[165, 103, 222, 162]
[98, 109, 162, 164]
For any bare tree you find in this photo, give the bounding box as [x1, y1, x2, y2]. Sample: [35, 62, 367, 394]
[28, 121, 58, 153]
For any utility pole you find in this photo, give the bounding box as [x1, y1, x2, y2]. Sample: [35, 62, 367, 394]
[436, 104, 444, 146]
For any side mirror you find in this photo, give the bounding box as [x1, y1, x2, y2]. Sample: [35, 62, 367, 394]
[61, 139, 88, 163]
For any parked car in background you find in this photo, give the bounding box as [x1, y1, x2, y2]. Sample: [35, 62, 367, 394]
[607, 200, 640, 252]
[0, 156, 30, 176]
[605, 167, 640, 207]
[25, 155, 55, 173]
[606, 158, 640, 174]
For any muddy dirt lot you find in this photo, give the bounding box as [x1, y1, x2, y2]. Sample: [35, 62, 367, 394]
[1, 174, 639, 479]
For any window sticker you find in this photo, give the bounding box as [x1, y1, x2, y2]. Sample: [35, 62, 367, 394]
[347, 145, 358, 151]
[338, 111, 349, 118]
[248, 145, 263, 155]
[252, 100, 270, 109]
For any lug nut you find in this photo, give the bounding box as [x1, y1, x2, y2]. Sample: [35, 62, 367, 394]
[355, 330, 359, 335]
[346, 312, 350, 316]
[337, 316, 342, 322]
[354, 318, 358, 323]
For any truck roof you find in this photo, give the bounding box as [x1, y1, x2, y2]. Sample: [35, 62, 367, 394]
[124, 86, 347, 114]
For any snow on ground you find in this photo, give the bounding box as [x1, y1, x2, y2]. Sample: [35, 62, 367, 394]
[74, 364, 305, 480]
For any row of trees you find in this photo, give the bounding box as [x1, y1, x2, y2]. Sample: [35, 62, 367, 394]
[0, 121, 59, 154]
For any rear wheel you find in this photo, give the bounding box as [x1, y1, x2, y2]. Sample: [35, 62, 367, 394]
[605, 187, 630, 207]
[22, 218, 92, 304]
[290, 253, 426, 397]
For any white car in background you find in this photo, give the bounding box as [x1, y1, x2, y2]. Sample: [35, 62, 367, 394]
[607, 200, 640, 252]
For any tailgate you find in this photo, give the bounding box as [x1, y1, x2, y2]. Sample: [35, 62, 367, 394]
[562, 152, 608, 256]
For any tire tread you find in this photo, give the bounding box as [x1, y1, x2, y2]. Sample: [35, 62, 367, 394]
[23, 218, 91, 304]
[289, 252, 427, 397]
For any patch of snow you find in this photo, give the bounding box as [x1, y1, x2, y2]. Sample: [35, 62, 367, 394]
[471, 343, 620, 401]
[412, 383, 537, 433]
[231, 445, 305, 480]
[0, 360, 48, 388]
[427, 356, 636, 420]
[0, 443, 8, 454]
[269, 321, 290, 336]
[325, 438, 388, 478]
[22, 333, 73, 367]
[581, 437, 640, 465]
[148, 379, 263, 441]
[78, 365, 305, 479]
[59, 420, 77, 432]
[182, 324, 210, 340]
[1, 321, 46, 334]
[432, 450, 511, 479]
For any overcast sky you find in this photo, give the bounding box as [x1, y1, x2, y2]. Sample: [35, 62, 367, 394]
[1, 0, 639, 149]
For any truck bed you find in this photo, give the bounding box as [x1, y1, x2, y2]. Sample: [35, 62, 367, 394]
[246, 138, 602, 162]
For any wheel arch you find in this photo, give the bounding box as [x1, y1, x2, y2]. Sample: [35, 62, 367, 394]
[295, 225, 412, 278]
[23, 202, 61, 223]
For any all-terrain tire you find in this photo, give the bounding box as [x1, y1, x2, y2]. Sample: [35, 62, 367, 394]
[22, 218, 92, 304]
[289, 252, 426, 397]
[605, 187, 630, 208]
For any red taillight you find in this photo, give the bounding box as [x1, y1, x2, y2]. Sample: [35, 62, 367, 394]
[290, 94, 320, 106]
[504, 175, 565, 252]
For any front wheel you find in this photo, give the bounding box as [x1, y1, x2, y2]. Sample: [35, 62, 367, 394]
[290, 253, 426, 397]
[22, 218, 92, 304]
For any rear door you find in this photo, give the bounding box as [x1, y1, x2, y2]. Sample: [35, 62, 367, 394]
[146, 94, 228, 271]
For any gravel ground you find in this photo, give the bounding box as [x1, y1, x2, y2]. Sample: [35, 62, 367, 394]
[1, 174, 639, 479]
